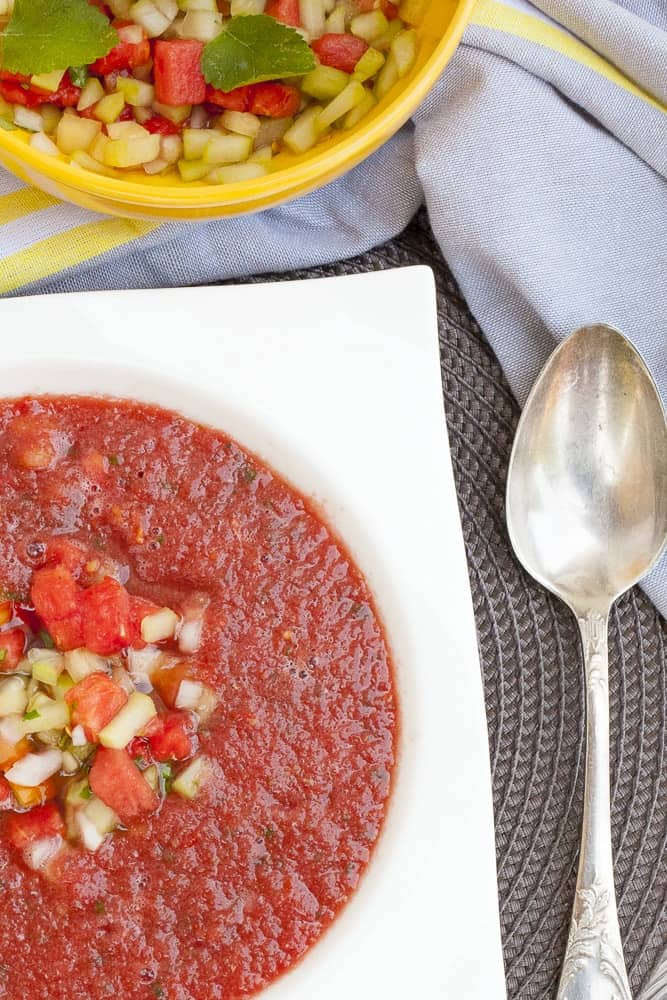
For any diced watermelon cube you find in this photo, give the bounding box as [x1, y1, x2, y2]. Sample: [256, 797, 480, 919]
[154, 39, 206, 107]
[266, 0, 301, 26]
[0, 628, 26, 672]
[81, 577, 131, 655]
[148, 711, 198, 762]
[6, 803, 65, 850]
[311, 34, 369, 73]
[65, 673, 129, 742]
[89, 748, 160, 825]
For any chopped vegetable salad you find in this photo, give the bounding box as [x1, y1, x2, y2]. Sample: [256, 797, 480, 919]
[0, 0, 427, 184]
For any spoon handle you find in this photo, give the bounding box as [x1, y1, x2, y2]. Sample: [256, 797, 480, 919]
[556, 610, 632, 1000]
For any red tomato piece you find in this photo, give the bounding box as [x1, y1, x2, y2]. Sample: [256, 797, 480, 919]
[65, 673, 129, 742]
[50, 73, 82, 109]
[44, 537, 89, 575]
[148, 711, 198, 762]
[143, 114, 180, 136]
[89, 748, 160, 825]
[154, 39, 206, 107]
[5, 412, 57, 470]
[0, 629, 25, 672]
[6, 803, 65, 851]
[266, 0, 301, 26]
[311, 34, 369, 73]
[127, 595, 161, 648]
[0, 72, 45, 109]
[205, 84, 252, 112]
[90, 23, 150, 75]
[248, 82, 301, 118]
[0, 775, 12, 809]
[81, 577, 131, 655]
[31, 564, 84, 651]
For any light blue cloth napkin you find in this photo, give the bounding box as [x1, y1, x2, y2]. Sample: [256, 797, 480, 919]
[1, 0, 666, 619]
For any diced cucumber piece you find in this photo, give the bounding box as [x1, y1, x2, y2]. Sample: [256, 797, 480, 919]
[64, 648, 108, 683]
[153, 100, 192, 124]
[299, 0, 326, 37]
[107, 0, 133, 14]
[177, 158, 211, 181]
[0, 676, 28, 716]
[181, 9, 224, 40]
[84, 795, 119, 836]
[390, 28, 418, 76]
[31, 69, 66, 93]
[350, 9, 388, 43]
[399, 0, 428, 25]
[183, 128, 213, 160]
[373, 51, 400, 100]
[208, 162, 268, 183]
[343, 89, 376, 129]
[40, 104, 62, 134]
[352, 47, 385, 83]
[248, 145, 273, 165]
[324, 4, 345, 33]
[103, 133, 161, 168]
[66, 776, 92, 806]
[78, 77, 105, 112]
[283, 105, 325, 154]
[373, 17, 403, 52]
[173, 756, 210, 799]
[14, 106, 43, 132]
[130, 0, 175, 37]
[230, 0, 265, 12]
[106, 120, 147, 140]
[22, 693, 69, 735]
[98, 692, 157, 749]
[179, 0, 217, 9]
[302, 65, 350, 101]
[94, 92, 126, 124]
[318, 80, 367, 129]
[143, 764, 160, 792]
[219, 110, 261, 138]
[52, 671, 75, 701]
[32, 656, 64, 686]
[70, 150, 118, 177]
[141, 607, 180, 643]
[116, 76, 156, 108]
[202, 133, 253, 166]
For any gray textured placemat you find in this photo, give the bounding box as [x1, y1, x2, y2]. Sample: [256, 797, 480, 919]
[230, 209, 667, 999]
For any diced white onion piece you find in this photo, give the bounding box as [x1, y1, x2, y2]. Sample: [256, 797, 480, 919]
[71, 724, 87, 747]
[76, 811, 106, 852]
[0, 676, 28, 716]
[172, 756, 210, 799]
[77, 76, 105, 111]
[22, 695, 69, 735]
[177, 619, 202, 654]
[111, 663, 135, 695]
[29, 132, 60, 157]
[160, 134, 183, 164]
[141, 607, 179, 644]
[25, 835, 63, 870]
[98, 691, 157, 749]
[28, 647, 62, 666]
[127, 645, 163, 678]
[14, 106, 43, 132]
[143, 157, 168, 175]
[6, 748, 62, 786]
[0, 714, 23, 745]
[175, 679, 204, 710]
[130, 0, 174, 37]
[300, 0, 326, 36]
[62, 751, 80, 774]
[65, 648, 108, 683]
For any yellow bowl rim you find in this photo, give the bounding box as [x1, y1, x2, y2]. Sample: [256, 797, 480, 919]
[0, 0, 475, 209]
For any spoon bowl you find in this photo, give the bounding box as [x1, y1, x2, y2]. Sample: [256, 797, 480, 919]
[506, 323, 667, 1000]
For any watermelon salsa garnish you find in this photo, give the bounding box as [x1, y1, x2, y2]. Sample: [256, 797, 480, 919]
[0, 537, 216, 873]
[0, 0, 422, 184]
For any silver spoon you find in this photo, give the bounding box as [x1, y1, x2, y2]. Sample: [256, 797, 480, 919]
[506, 324, 667, 1000]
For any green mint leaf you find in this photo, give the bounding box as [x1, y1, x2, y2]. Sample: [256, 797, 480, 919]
[0, 0, 118, 76]
[202, 15, 315, 92]
[69, 65, 88, 88]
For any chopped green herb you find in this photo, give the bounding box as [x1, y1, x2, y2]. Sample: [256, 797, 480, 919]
[79, 785, 92, 800]
[93, 899, 106, 915]
[151, 985, 166, 999]
[68, 64, 88, 88]
[107, 454, 120, 466]
[38, 629, 55, 649]
[24, 709, 40, 721]
[264, 826, 275, 841]
[0, 0, 118, 75]
[0, 650, 6, 663]
[202, 15, 315, 93]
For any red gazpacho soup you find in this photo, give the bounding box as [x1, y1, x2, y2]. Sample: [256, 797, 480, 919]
[0, 396, 397, 1000]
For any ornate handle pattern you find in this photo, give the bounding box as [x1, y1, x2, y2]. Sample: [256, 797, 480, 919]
[556, 610, 632, 1000]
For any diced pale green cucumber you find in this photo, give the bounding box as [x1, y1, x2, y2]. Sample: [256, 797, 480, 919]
[248, 145, 273, 165]
[30, 69, 66, 93]
[219, 110, 261, 138]
[52, 672, 75, 701]
[373, 17, 403, 51]
[70, 150, 118, 177]
[283, 105, 325, 154]
[318, 80, 367, 129]
[300, 0, 326, 36]
[29, 131, 60, 157]
[89, 132, 110, 164]
[390, 27, 418, 76]
[399, 0, 428, 25]
[181, 9, 224, 40]
[143, 764, 160, 793]
[350, 9, 388, 43]
[62, 750, 80, 774]
[208, 162, 268, 183]
[179, 0, 217, 9]
[107, 0, 133, 14]
[182, 128, 212, 160]
[140, 607, 180, 643]
[153, 100, 192, 124]
[32, 656, 64, 686]
[98, 692, 157, 749]
[14, 106, 43, 132]
[104, 133, 161, 168]
[177, 158, 211, 181]
[64, 648, 108, 683]
[130, 0, 175, 37]
[116, 76, 155, 108]
[343, 89, 377, 129]
[107, 120, 147, 140]
[173, 756, 210, 799]
[324, 4, 345, 33]
[22, 693, 69, 735]
[230, 0, 265, 12]
[78, 78, 105, 113]
[352, 47, 385, 83]
[202, 133, 253, 166]
[84, 796, 118, 835]
[302, 65, 350, 101]
[94, 92, 126, 125]
[373, 51, 400, 100]
[66, 777, 92, 806]
[0, 676, 28, 716]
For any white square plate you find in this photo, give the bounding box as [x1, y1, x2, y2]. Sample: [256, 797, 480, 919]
[0, 267, 506, 999]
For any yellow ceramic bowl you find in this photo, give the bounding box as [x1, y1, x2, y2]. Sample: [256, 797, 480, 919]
[0, 0, 474, 221]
